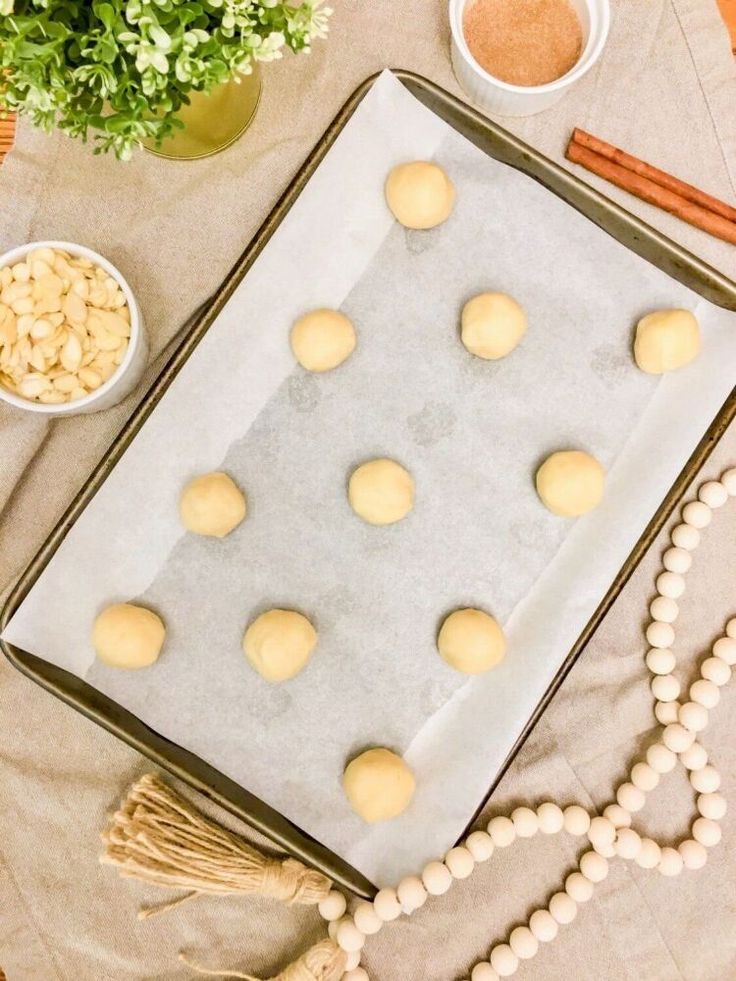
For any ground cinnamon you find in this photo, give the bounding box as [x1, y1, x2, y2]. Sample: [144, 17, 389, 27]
[463, 0, 583, 87]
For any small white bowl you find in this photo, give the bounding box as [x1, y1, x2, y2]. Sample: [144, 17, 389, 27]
[449, 0, 610, 117]
[0, 240, 148, 416]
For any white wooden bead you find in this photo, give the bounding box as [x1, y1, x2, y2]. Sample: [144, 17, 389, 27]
[662, 723, 695, 753]
[336, 919, 365, 952]
[646, 621, 675, 649]
[646, 743, 677, 774]
[651, 674, 680, 702]
[631, 762, 660, 792]
[727, 617, 736, 638]
[693, 817, 722, 848]
[616, 782, 646, 812]
[657, 847, 683, 877]
[679, 742, 708, 771]
[471, 963, 499, 981]
[587, 816, 616, 849]
[488, 816, 516, 847]
[635, 838, 661, 869]
[509, 926, 538, 960]
[344, 968, 369, 981]
[698, 480, 728, 508]
[465, 830, 494, 862]
[445, 846, 474, 879]
[690, 765, 720, 794]
[396, 875, 427, 913]
[722, 468, 736, 495]
[563, 805, 590, 836]
[537, 802, 564, 834]
[682, 500, 711, 529]
[318, 889, 346, 921]
[565, 871, 594, 902]
[353, 901, 383, 935]
[650, 596, 678, 623]
[654, 700, 680, 725]
[615, 827, 642, 860]
[580, 850, 609, 883]
[698, 792, 727, 820]
[344, 950, 361, 970]
[489, 944, 519, 977]
[679, 839, 708, 870]
[529, 909, 558, 943]
[373, 888, 402, 921]
[690, 679, 720, 709]
[663, 547, 691, 574]
[549, 892, 577, 925]
[511, 806, 538, 838]
[603, 803, 632, 828]
[646, 648, 676, 675]
[701, 656, 731, 686]
[656, 571, 685, 599]
[671, 523, 699, 550]
[713, 636, 736, 665]
[421, 861, 452, 896]
[679, 701, 709, 733]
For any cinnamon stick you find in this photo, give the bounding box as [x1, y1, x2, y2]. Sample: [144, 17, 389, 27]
[571, 128, 736, 224]
[566, 140, 736, 247]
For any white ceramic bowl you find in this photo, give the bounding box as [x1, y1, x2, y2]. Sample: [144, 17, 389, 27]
[0, 240, 148, 416]
[449, 0, 610, 117]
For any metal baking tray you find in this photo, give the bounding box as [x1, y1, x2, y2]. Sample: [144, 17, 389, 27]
[2, 71, 735, 899]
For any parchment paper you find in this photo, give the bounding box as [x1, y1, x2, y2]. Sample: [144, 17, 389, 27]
[4, 71, 735, 884]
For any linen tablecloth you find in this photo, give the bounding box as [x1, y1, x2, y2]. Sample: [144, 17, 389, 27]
[1, 2, 735, 977]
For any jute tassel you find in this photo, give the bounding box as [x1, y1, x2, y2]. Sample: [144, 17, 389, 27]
[101, 773, 332, 915]
[101, 774, 346, 980]
[179, 939, 347, 980]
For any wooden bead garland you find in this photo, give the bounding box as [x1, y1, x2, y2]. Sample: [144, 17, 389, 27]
[315, 471, 734, 979]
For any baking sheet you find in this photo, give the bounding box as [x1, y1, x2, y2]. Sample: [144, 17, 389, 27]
[3, 71, 735, 884]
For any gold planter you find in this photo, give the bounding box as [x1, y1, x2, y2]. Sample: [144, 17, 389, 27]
[142, 66, 262, 160]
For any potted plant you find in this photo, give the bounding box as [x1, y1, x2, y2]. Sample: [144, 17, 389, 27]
[0, 0, 331, 160]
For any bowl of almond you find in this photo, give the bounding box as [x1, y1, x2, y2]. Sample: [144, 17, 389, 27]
[0, 241, 147, 415]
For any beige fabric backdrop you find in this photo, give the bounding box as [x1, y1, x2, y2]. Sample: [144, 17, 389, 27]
[1, 1, 735, 978]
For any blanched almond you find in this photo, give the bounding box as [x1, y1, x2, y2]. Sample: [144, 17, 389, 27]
[11, 262, 30, 282]
[38, 389, 67, 404]
[11, 297, 34, 315]
[60, 333, 83, 371]
[19, 373, 51, 398]
[78, 367, 102, 389]
[54, 374, 79, 393]
[70, 386, 87, 401]
[27, 247, 56, 266]
[71, 278, 89, 299]
[29, 346, 46, 372]
[63, 291, 88, 324]
[30, 318, 53, 341]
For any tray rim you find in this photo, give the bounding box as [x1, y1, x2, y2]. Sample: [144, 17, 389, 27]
[2, 68, 735, 898]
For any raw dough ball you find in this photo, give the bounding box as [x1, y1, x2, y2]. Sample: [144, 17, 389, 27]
[179, 472, 246, 538]
[461, 292, 527, 360]
[93, 603, 165, 669]
[437, 608, 506, 674]
[348, 458, 414, 525]
[342, 747, 415, 822]
[290, 308, 356, 372]
[384, 161, 455, 230]
[634, 309, 700, 374]
[535, 450, 605, 517]
[243, 609, 317, 682]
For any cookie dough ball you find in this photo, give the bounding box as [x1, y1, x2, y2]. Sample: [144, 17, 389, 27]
[634, 309, 700, 374]
[437, 608, 506, 674]
[461, 292, 527, 360]
[343, 748, 415, 822]
[385, 161, 455, 230]
[92, 603, 165, 670]
[348, 458, 414, 526]
[243, 609, 317, 682]
[179, 472, 246, 538]
[536, 450, 605, 517]
[290, 309, 356, 372]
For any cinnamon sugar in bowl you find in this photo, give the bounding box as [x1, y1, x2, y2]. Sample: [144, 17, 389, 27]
[449, 0, 610, 117]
